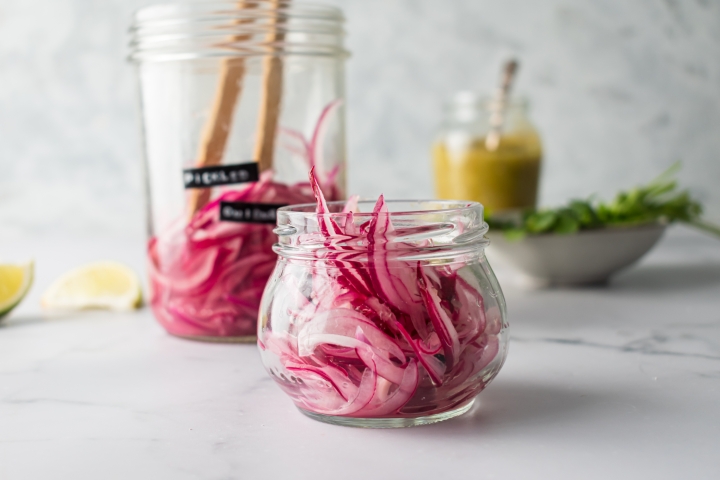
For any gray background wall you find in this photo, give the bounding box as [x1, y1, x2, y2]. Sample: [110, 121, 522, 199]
[1, 0, 719, 237]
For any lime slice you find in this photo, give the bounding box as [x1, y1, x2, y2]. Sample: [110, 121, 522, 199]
[0, 261, 34, 319]
[41, 261, 142, 311]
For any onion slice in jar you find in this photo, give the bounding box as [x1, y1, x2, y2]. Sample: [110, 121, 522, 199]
[261, 170, 502, 417]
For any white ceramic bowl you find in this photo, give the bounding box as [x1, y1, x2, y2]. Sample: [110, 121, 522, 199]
[487, 223, 666, 286]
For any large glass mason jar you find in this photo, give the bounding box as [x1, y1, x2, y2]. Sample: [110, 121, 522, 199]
[129, 2, 348, 342]
[433, 93, 542, 213]
[258, 199, 509, 427]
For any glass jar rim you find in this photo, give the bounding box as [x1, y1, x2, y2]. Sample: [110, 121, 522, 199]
[134, 1, 344, 21]
[274, 199, 489, 259]
[129, 1, 348, 62]
[277, 199, 483, 220]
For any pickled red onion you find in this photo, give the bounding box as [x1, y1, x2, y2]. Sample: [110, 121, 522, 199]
[148, 99, 345, 339]
[260, 169, 504, 418]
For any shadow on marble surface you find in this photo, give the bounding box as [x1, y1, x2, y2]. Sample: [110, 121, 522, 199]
[611, 263, 720, 292]
[0, 313, 83, 329]
[410, 380, 628, 435]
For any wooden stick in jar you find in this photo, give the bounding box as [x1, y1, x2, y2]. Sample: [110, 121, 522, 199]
[188, 1, 288, 216]
[187, 1, 257, 216]
[253, 0, 287, 173]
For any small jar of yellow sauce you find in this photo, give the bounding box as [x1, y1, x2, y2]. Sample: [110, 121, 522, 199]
[432, 92, 542, 213]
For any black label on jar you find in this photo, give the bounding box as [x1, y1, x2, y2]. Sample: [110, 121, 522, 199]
[220, 201, 287, 224]
[183, 162, 259, 189]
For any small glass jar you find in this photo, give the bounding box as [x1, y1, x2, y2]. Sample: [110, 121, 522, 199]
[129, 2, 348, 342]
[258, 199, 509, 427]
[432, 92, 542, 213]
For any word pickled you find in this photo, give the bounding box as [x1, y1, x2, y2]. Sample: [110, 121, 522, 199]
[183, 162, 259, 189]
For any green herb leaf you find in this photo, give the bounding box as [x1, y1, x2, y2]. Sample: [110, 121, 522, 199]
[485, 162, 720, 240]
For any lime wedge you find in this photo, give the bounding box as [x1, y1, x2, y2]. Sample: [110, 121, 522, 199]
[41, 261, 142, 311]
[0, 261, 34, 320]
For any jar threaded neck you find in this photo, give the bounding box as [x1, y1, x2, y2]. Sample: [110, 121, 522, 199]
[129, 1, 348, 62]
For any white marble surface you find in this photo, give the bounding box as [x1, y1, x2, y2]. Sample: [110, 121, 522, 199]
[1, 0, 719, 237]
[1, 226, 719, 479]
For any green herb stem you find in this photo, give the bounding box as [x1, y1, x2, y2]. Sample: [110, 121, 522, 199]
[685, 219, 720, 239]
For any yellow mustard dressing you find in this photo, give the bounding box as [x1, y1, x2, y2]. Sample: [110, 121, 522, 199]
[433, 131, 542, 212]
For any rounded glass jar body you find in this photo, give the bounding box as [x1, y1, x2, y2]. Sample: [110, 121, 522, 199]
[258, 200, 508, 427]
[433, 93, 542, 213]
[129, 2, 348, 341]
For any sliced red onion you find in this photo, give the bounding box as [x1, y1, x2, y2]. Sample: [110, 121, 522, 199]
[260, 172, 503, 418]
